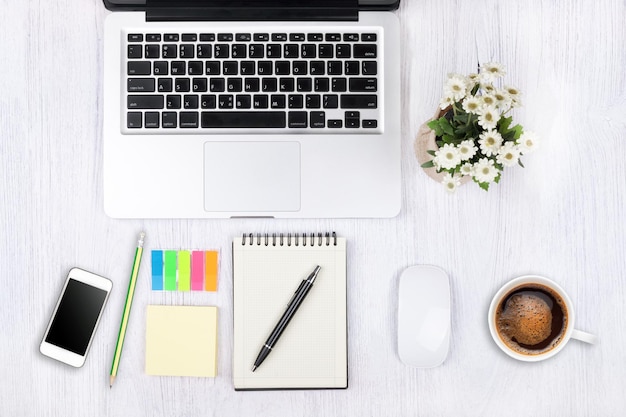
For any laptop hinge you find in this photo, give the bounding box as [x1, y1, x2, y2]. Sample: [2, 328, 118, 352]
[145, 0, 359, 22]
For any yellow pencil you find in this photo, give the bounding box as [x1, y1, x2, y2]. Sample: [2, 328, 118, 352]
[109, 232, 145, 387]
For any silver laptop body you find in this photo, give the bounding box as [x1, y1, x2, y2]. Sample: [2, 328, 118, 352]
[103, 1, 401, 218]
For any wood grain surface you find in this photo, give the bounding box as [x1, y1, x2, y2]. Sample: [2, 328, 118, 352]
[1, 0, 625, 415]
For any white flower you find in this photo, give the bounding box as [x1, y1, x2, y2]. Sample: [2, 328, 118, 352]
[496, 142, 521, 167]
[434, 143, 462, 170]
[473, 158, 500, 183]
[493, 89, 513, 111]
[503, 85, 522, 99]
[517, 130, 539, 153]
[439, 95, 454, 110]
[480, 83, 496, 94]
[477, 105, 500, 130]
[458, 140, 478, 161]
[462, 96, 481, 114]
[478, 130, 503, 156]
[460, 162, 474, 176]
[441, 173, 461, 193]
[479, 94, 497, 108]
[444, 74, 468, 102]
[480, 62, 507, 80]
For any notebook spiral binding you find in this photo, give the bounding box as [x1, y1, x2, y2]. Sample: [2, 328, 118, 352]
[241, 232, 337, 247]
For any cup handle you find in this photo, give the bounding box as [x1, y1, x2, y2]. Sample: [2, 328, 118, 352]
[571, 329, 598, 344]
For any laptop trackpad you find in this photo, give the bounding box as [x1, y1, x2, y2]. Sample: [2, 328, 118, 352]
[203, 141, 301, 212]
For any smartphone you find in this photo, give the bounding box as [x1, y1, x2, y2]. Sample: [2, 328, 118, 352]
[40, 268, 112, 367]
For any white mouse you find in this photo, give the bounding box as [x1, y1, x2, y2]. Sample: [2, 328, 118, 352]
[397, 265, 450, 367]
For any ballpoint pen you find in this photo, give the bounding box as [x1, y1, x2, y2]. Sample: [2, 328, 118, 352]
[252, 265, 321, 372]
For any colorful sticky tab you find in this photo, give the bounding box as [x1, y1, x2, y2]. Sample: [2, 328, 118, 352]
[205, 251, 218, 291]
[151, 249, 219, 292]
[178, 251, 191, 291]
[191, 251, 205, 291]
[151, 250, 163, 290]
[164, 250, 178, 291]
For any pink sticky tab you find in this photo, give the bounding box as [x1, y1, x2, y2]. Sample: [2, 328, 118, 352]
[191, 251, 205, 291]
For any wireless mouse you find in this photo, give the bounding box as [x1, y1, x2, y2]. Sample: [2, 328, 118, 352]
[397, 265, 450, 367]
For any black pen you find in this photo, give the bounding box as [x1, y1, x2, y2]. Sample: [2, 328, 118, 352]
[252, 265, 321, 372]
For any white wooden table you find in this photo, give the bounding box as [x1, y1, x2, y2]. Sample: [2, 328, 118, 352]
[1, 0, 625, 415]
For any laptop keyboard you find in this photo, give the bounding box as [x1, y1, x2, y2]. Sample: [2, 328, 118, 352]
[123, 30, 381, 133]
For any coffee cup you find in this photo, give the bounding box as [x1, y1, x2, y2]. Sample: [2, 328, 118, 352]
[488, 275, 596, 361]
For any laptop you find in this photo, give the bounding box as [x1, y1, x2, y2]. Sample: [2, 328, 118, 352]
[103, 0, 401, 218]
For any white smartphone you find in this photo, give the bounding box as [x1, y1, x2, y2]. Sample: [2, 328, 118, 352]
[40, 268, 112, 367]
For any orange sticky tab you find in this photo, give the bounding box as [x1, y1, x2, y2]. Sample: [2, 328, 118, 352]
[204, 251, 218, 291]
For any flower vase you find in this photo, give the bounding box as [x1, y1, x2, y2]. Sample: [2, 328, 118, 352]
[414, 108, 471, 185]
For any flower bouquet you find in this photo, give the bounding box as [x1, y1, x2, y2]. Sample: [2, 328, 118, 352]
[419, 62, 539, 192]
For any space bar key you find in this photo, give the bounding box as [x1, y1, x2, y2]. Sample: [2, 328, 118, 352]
[201, 111, 286, 128]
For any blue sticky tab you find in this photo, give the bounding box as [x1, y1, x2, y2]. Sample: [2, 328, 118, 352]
[151, 250, 164, 290]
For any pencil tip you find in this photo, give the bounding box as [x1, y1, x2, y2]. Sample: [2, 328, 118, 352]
[252, 365, 257, 372]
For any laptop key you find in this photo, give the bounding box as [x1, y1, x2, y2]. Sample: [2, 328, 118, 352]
[253, 95, 268, 108]
[301, 44, 316, 59]
[218, 33, 233, 41]
[307, 33, 323, 41]
[188, 61, 203, 75]
[127, 112, 142, 128]
[270, 95, 286, 108]
[200, 33, 215, 42]
[315, 78, 330, 92]
[325, 33, 341, 41]
[293, 61, 307, 75]
[349, 78, 378, 92]
[319, 44, 333, 58]
[210, 78, 226, 92]
[182, 33, 197, 42]
[127, 78, 155, 92]
[201, 95, 216, 109]
[254, 33, 269, 41]
[223, 61, 239, 75]
[310, 61, 325, 75]
[336, 44, 351, 58]
[232, 44, 247, 58]
[162, 44, 177, 58]
[180, 44, 195, 58]
[345, 61, 359, 75]
[166, 95, 181, 109]
[175, 78, 190, 92]
[145, 45, 160, 59]
[362, 119, 378, 128]
[332, 78, 347, 92]
[272, 33, 287, 41]
[158, 78, 172, 92]
[289, 33, 305, 41]
[127, 95, 164, 109]
[154, 61, 168, 75]
[275, 61, 290, 75]
[284, 44, 299, 58]
[288, 95, 303, 109]
[340, 94, 378, 109]
[218, 95, 233, 109]
[279, 78, 295, 92]
[323, 94, 338, 109]
[345, 111, 360, 128]
[227, 78, 242, 92]
[263, 78, 278, 92]
[127, 45, 142, 59]
[146, 34, 161, 42]
[297, 78, 313, 92]
[362, 33, 377, 41]
[180, 112, 199, 128]
[244, 77, 260, 92]
[354, 44, 377, 58]
[197, 44, 212, 58]
[145, 112, 159, 128]
[183, 95, 199, 109]
[201, 111, 286, 128]
[249, 44, 264, 58]
[362, 61, 377, 75]
[128, 34, 143, 42]
[205, 61, 220, 75]
[288, 111, 307, 128]
[328, 61, 342, 75]
[310, 111, 325, 128]
[127, 61, 151, 75]
[306, 94, 321, 108]
[162, 112, 177, 128]
[267, 44, 281, 58]
[240, 61, 256, 75]
[236, 95, 251, 109]
[236, 33, 252, 41]
[171, 61, 185, 75]
[328, 119, 343, 128]
[258, 61, 272, 75]
[164, 34, 179, 42]
[193, 78, 207, 92]
[214, 44, 229, 58]
[344, 33, 359, 42]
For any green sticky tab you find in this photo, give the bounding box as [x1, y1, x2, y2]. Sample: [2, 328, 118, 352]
[164, 250, 177, 291]
[178, 251, 191, 291]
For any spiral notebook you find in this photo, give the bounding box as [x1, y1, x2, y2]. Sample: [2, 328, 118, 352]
[233, 233, 347, 390]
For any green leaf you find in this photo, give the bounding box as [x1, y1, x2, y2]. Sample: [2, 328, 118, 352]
[478, 181, 490, 191]
[427, 120, 444, 137]
[442, 134, 455, 144]
[513, 124, 524, 140]
[427, 150, 436, 156]
[439, 117, 455, 136]
[498, 116, 513, 134]
[518, 159, 525, 168]
[421, 160, 435, 168]
[502, 131, 516, 141]
[493, 173, 501, 184]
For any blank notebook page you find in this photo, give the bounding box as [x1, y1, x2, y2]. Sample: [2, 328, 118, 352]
[233, 235, 347, 390]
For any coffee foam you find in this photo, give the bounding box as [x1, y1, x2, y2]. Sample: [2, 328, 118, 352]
[495, 284, 568, 356]
[498, 294, 552, 345]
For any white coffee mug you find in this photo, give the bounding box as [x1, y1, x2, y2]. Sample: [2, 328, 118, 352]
[488, 275, 597, 362]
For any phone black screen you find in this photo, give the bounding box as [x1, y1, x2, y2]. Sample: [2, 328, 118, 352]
[45, 279, 108, 355]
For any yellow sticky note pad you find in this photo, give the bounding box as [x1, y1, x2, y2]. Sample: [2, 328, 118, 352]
[146, 305, 217, 377]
